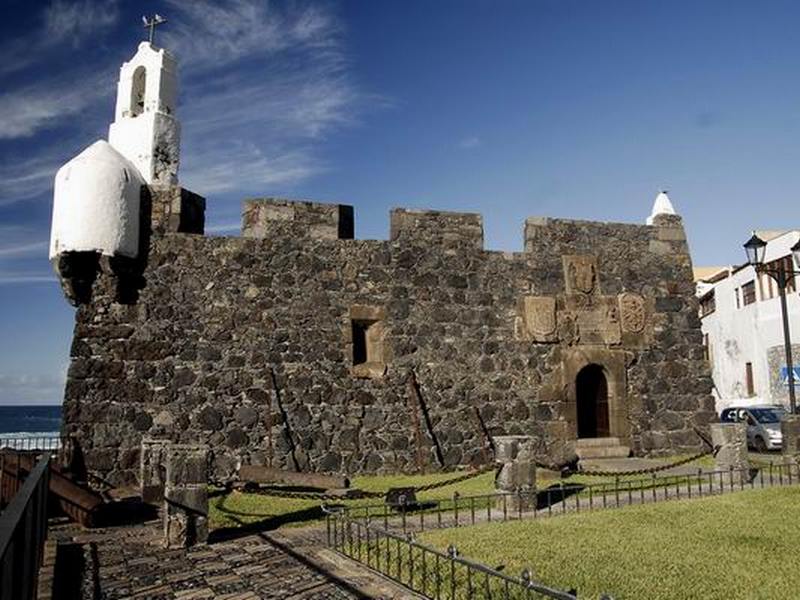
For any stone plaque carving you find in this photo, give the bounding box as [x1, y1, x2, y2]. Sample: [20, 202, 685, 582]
[564, 295, 620, 345]
[563, 255, 598, 296]
[619, 293, 646, 333]
[518, 296, 557, 342]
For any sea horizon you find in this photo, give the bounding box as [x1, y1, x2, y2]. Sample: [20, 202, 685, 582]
[0, 404, 62, 437]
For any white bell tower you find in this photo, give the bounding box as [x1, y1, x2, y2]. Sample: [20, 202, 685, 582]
[108, 40, 181, 185]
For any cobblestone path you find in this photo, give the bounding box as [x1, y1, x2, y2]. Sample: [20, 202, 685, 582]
[51, 521, 420, 599]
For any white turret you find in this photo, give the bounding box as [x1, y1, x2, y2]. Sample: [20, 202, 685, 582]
[49, 141, 145, 260]
[646, 190, 676, 225]
[108, 41, 181, 185]
[50, 35, 183, 303]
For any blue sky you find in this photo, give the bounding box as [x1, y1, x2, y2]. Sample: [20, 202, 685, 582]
[1, 0, 800, 405]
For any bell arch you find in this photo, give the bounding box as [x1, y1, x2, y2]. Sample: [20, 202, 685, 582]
[130, 66, 146, 117]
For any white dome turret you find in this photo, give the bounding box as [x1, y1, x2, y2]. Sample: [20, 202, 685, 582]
[49, 140, 145, 261]
[646, 190, 677, 225]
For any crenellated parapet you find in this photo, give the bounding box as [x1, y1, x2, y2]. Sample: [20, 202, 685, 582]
[241, 198, 353, 241]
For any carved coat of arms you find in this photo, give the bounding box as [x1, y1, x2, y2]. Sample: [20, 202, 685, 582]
[619, 293, 646, 333]
[563, 256, 598, 295]
[519, 296, 557, 342]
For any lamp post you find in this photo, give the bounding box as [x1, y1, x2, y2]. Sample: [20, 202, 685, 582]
[743, 233, 800, 414]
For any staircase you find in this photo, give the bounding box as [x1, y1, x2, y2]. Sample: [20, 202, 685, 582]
[575, 437, 630, 460]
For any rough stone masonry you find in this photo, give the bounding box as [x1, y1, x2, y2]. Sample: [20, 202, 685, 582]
[59, 188, 716, 486]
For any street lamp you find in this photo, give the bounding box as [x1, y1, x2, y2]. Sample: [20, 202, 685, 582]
[743, 232, 800, 414]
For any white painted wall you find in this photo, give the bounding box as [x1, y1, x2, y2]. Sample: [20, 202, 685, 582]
[698, 230, 800, 411]
[49, 141, 145, 260]
[108, 41, 180, 185]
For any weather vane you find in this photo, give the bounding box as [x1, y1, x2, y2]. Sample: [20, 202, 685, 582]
[142, 14, 167, 45]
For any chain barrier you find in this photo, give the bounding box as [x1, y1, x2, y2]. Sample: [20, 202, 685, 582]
[223, 444, 716, 499]
[233, 462, 498, 502]
[574, 449, 714, 478]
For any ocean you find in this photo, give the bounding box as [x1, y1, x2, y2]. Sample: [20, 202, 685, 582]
[0, 405, 62, 440]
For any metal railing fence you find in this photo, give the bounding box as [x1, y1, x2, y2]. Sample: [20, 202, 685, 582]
[0, 437, 62, 453]
[0, 455, 51, 600]
[325, 506, 601, 600]
[335, 461, 800, 535]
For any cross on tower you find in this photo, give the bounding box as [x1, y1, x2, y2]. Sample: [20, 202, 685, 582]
[142, 14, 167, 45]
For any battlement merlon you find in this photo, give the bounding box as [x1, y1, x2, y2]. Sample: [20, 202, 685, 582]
[148, 185, 205, 235]
[390, 208, 484, 250]
[237, 198, 685, 255]
[524, 212, 689, 257]
[242, 198, 354, 241]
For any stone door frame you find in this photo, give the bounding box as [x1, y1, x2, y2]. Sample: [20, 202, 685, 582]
[563, 348, 629, 444]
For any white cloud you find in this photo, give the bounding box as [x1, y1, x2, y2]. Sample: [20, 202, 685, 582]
[0, 274, 56, 285]
[0, 0, 120, 78]
[0, 151, 65, 206]
[0, 373, 64, 405]
[163, 0, 364, 198]
[0, 241, 48, 258]
[0, 70, 112, 140]
[162, 0, 340, 69]
[44, 0, 120, 46]
[205, 222, 243, 234]
[181, 142, 320, 195]
[458, 136, 481, 149]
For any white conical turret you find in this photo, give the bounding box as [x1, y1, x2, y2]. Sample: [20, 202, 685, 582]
[49, 140, 145, 261]
[646, 190, 676, 225]
[108, 41, 181, 185]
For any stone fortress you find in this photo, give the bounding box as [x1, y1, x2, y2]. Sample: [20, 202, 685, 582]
[50, 40, 716, 487]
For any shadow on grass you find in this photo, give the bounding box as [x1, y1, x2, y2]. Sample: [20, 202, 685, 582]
[208, 493, 337, 543]
[536, 483, 586, 510]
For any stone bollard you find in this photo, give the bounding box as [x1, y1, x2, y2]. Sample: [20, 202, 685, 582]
[494, 435, 537, 511]
[710, 423, 749, 484]
[140, 438, 170, 504]
[781, 415, 800, 467]
[164, 444, 209, 548]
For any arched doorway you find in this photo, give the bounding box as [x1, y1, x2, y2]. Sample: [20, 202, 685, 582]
[576, 364, 610, 438]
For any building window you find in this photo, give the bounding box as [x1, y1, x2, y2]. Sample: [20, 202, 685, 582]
[699, 291, 715, 317]
[735, 288, 741, 309]
[351, 320, 373, 365]
[703, 334, 711, 363]
[349, 305, 387, 378]
[759, 256, 796, 300]
[745, 362, 754, 397]
[742, 281, 756, 306]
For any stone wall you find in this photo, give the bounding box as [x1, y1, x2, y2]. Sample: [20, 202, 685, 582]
[60, 192, 715, 486]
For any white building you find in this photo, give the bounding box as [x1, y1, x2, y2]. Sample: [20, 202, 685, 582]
[696, 230, 800, 411]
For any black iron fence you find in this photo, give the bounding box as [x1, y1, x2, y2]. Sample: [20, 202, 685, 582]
[0, 454, 51, 600]
[325, 506, 601, 599]
[335, 461, 800, 535]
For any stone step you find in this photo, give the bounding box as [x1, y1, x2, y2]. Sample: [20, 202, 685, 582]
[575, 437, 623, 448]
[576, 443, 630, 460]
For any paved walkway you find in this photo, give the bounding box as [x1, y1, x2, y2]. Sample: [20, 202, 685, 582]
[50, 520, 421, 600]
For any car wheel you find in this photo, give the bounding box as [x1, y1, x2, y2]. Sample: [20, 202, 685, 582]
[754, 436, 767, 453]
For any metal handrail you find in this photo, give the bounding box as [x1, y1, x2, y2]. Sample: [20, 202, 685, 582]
[0, 454, 51, 600]
[324, 504, 586, 599]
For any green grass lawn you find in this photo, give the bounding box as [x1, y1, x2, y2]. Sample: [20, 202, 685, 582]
[208, 454, 730, 532]
[209, 470, 497, 531]
[418, 487, 800, 600]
